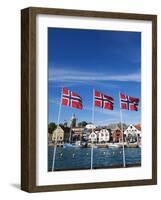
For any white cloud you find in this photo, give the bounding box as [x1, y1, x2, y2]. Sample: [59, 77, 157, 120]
[49, 68, 141, 83]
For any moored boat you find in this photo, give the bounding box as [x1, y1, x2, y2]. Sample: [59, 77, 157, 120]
[126, 143, 138, 148]
[108, 143, 122, 148]
[96, 143, 108, 148]
[63, 143, 73, 148]
[72, 141, 82, 147]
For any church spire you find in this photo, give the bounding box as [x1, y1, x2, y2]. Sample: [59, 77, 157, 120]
[70, 113, 76, 128]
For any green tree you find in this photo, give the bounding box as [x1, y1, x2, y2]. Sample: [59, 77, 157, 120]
[78, 121, 88, 128]
[48, 122, 57, 134]
[59, 123, 65, 129]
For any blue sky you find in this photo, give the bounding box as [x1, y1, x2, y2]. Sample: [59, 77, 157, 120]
[48, 28, 141, 126]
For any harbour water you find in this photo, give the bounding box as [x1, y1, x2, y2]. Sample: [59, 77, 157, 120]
[48, 146, 141, 171]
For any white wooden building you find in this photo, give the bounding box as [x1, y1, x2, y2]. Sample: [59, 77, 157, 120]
[124, 124, 141, 143]
[98, 129, 110, 143]
[89, 131, 97, 143]
[52, 126, 64, 147]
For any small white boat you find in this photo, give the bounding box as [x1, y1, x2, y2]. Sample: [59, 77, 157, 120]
[63, 143, 73, 148]
[72, 141, 82, 147]
[108, 143, 122, 148]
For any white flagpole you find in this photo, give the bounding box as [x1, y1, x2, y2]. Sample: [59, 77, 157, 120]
[52, 88, 63, 171]
[91, 89, 95, 169]
[119, 92, 126, 168]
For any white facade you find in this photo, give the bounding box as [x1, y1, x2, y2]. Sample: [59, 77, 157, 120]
[124, 124, 141, 143]
[52, 126, 64, 143]
[89, 131, 97, 142]
[98, 129, 110, 143]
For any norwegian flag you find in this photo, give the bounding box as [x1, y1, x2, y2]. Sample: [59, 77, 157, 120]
[61, 88, 83, 109]
[94, 90, 114, 110]
[120, 93, 139, 111]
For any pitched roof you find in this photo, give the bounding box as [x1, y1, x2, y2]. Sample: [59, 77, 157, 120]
[134, 124, 141, 131]
[53, 125, 64, 133]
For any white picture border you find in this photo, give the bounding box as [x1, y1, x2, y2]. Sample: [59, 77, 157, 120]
[36, 14, 152, 186]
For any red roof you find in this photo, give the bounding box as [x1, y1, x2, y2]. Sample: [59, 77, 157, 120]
[134, 124, 141, 131]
